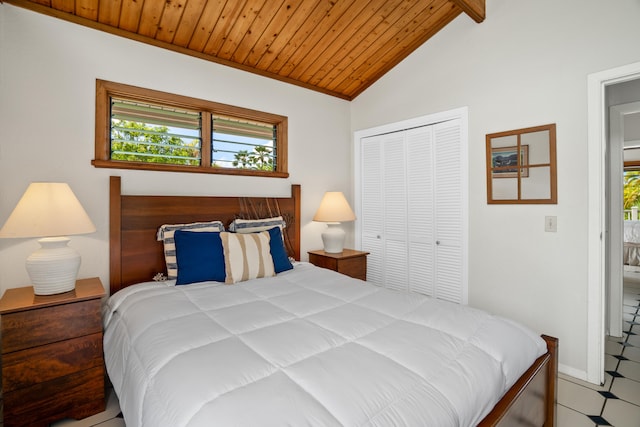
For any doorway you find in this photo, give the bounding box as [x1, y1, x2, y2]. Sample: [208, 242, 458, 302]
[608, 98, 640, 339]
[587, 62, 640, 385]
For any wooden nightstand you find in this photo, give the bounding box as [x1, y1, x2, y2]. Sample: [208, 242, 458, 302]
[308, 249, 369, 281]
[0, 277, 106, 427]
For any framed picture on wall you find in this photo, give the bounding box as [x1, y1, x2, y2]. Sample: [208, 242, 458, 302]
[491, 145, 529, 178]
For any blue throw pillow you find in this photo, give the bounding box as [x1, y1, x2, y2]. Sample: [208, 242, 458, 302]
[266, 226, 294, 273]
[174, 230, 226, 285]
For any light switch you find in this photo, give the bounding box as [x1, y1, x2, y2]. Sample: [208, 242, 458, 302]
[545, 216, 557, 232]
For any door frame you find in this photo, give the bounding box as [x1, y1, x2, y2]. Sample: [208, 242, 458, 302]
[608, 101, 640, 338]
[587, 61, 640, 385]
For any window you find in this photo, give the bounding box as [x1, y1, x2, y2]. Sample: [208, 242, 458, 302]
[93, 80, 288, 177]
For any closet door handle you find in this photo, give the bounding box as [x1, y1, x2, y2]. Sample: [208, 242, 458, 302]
[436, 240, 441, 245]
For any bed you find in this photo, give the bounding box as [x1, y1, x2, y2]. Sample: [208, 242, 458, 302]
[105, 176, 558, 427]
[624, 220, 640, 267]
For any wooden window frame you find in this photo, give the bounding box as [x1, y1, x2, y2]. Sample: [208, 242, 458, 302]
[93, 80, 288, 178]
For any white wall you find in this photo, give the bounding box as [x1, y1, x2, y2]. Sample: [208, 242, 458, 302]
[351, 0, 640, 378]
[0, 5, 351, 294]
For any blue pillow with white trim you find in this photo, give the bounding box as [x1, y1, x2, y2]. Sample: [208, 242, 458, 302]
[174, 230, 226, 285]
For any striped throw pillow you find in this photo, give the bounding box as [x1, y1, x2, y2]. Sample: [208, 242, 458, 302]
[220, 231, 275, 284]
[228, 216, 286, 234]
[157, 221, 225, 279]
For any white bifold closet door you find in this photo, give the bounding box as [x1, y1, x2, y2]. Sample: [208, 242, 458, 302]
[359, 118, 465, 304]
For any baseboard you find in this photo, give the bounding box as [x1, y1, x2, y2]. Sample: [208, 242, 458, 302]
[559, 364, 591, 383]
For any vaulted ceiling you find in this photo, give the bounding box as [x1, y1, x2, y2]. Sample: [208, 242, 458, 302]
[5, 0, 485, 100]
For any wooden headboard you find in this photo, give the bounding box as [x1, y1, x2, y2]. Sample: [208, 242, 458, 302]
[109, 176, 301, 295]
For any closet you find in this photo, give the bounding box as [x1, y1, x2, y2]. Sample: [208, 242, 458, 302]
[355, 110, 468, 304]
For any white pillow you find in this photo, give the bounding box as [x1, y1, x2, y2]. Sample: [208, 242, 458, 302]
[220, 231, 275, 284]
[157, 221, 225, 279]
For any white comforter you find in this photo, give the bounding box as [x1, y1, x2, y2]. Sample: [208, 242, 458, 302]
[625, 220, 640, 244]
[103, 263, 546, 427]
[624, 221, 640, 265]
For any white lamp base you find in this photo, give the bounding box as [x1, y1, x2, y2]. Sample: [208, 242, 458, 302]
[26, 237, 80, 295]
[321, 223, 345, 253]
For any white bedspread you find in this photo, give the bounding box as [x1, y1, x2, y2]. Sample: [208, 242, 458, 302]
[624, 221, 640, 265]
[103, 263, 546, 427]
[625, 220, 640, 244]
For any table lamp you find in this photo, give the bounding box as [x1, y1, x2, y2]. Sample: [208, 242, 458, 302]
[0, 183, 96, 295]
[313, 191, 356, 253]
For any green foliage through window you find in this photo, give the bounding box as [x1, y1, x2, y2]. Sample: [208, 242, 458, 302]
[95, 80, 288, 177]
[231, 146, 274, 171]
[109, 99, 276, 170]
[624, 171, 640, 209]
[111, 120, 201, 165]
[212, 116, 276, 171]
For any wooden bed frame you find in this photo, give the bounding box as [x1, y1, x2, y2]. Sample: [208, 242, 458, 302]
[109, 176, 300, 294]
[108, 175, 557, 426]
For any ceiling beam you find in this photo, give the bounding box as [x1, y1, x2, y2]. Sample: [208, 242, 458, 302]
[450, 0, 485, 23]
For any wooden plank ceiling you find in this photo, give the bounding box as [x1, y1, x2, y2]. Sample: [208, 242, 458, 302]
[6, 0, 485, 100]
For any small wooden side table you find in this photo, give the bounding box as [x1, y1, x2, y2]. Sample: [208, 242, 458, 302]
[308, 249, 369, 281]
[0, 277, 106, 427]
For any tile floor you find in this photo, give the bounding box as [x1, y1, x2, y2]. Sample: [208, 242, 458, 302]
[21, 276, 640, 426]
[557, 273, 640, 427]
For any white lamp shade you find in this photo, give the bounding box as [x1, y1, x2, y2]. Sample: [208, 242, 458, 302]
[0, 183, 95, 295]
[0, 183, 96, 238]
[313, 192, 355, 253]
[313, 192, 356, 222]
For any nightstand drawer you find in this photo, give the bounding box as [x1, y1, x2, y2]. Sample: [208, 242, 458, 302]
[1, 299, 101, 353]
[3, 366, 105, 427]
[308, 249, 369, 281]
[335, 257, 367, 280]
[2, 333, 103, 393]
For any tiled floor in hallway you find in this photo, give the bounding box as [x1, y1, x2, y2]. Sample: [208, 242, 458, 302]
[558, 275, 640, 426]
